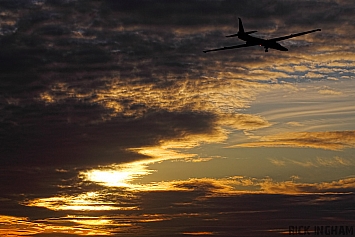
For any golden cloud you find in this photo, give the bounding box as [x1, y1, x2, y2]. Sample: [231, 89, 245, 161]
[286, 121, 304, 127]
[167, 176, 355, 195]
[316, 156, 352, 167]
[133, 176, 355, 195]
[269, 156, 353, 168]
[318, 88, 343, 95]
[230, 131, 355, 150]
[304, 72, 325, 79]
[0, 214, 113, 236]
[218, 113, 272, 131]
[126, 113, 272, 166]
[38, 77, 268, 120]
[269, 158, 286, 166]
[260, 177, 355, 194]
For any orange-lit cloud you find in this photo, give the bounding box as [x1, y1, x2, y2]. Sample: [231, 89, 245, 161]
[25, 191, 139, 211]
[316, 156, 352, 166]
[269, 156, 353, 168]
[166, 176, 355, 195]
[37, 77, 270, 121]
[2, 2, 355, 237]
[286, 121, 304, 127]
[318, 87, 343, 95]
[260, 177, 355, 194]
[0, 214, 113, 236]
[230, 131, 355, 150]
[269, 158, 286, 166]
[81, 174, 355, 195]
[183, 232, 214, 236]
[120, 112, 272, 166]
[218, 113, 272, 131]
[25, 175, 355, 214]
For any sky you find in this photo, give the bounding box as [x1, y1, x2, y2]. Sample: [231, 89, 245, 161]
[1, 0, 355, 236]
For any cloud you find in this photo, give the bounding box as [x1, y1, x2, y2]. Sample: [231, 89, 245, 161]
[318, 87, 343, 95]
[171, 176, 355, 195]
[316, 156, 352, 166]
[0, 0, 353, 190]
[11, 172, 355, 236]
[305, 72, 325, 79]
[231, 131, 355, 150]
[1, 3, 355, 235]
[269, 156, 353, 168]
[217, 113, 272, 131]
[269, 158, 286, 166]
[286, 121, 304, 127]
[160, 176, 355, 195]
[260, 177, 355, 194]
[0, 214, 125, 236]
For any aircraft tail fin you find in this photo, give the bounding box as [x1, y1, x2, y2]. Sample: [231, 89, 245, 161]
[225, 18, 257, 37]
[226, 18, 244, 37]
[238, 18, 244, 33]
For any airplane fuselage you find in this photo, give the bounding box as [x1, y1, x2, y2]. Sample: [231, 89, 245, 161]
[238, 34, 288, 52]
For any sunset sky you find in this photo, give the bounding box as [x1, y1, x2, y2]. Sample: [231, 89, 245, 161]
[1, 0, 355, 236]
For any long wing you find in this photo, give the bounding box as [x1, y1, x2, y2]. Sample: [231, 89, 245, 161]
[203, 43, 256, 53]
[269, 29, 321, 42]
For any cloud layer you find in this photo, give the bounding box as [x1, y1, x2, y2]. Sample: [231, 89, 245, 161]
[1, 1, 355, 236]
[2, 0, 354, 170]
[233, 131, 355, 150]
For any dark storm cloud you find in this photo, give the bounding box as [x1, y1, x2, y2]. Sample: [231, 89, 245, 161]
[0, 0, 226, 196]
[103, 0, 352, 30]
[0, 105, 218, 196]
[0, 0, 226, 166]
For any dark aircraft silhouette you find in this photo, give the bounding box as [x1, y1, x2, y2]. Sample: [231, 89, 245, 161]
[203, 18, 321, 53]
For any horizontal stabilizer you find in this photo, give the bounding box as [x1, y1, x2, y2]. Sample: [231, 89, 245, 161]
[226, 30, 257, 37]
[245, 30, 257, 34]
[225, 33, 239, 38]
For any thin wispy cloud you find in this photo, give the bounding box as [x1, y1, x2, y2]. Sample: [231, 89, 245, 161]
[231, 131, 355, 150]
[269, 156, 353, 168]
[318, 87, 343, 95]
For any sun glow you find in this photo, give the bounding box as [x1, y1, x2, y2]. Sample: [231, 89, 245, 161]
[81, 162, 153, 188]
